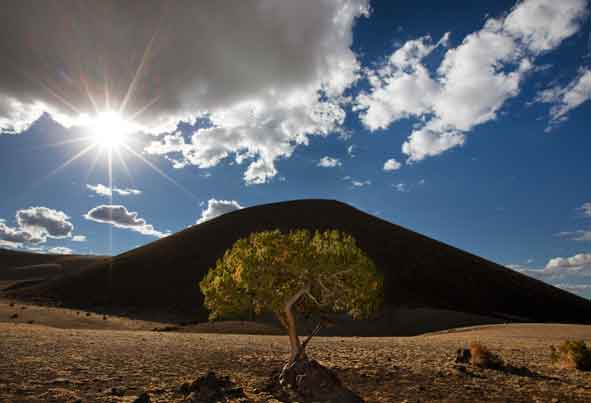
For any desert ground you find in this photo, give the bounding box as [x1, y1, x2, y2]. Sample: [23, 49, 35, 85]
[1, 299, 590, 402]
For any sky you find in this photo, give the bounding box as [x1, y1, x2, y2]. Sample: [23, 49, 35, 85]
[0, 0, 590, 298]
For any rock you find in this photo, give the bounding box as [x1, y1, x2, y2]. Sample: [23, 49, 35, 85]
[177, 382, 191, 395]
[133, 392, 151, 403]
[10, 313, 18, 319]
[276, 358, 364, 403]
[109, 386, 127, 396]
[177, 371, 250, 402]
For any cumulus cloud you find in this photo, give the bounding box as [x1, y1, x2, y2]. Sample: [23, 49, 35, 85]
[86, 184, 142, 197]
[555, 283, 591, 293]
[48, 246, 74, 255]
[0, 207, 75, 246]
[0, 1, 370, 184]
[536, 67, 591, 129]
[383, 158, 401, 171]
[509, 252, 591, 297]
[554, 202, 591, 242]
[196, 199, 244, 224]
[580, 202, 591, 217]
[317, 156, 342, 168]
[356, 0, 588, 161]
[347, 145, 356, 157]
[0, 222, 38, 244]
[557, 230, 591, 242]
[546, 253, 591, 272]
[84, 205, 166, 237]
[351, 179, 371, 187]
[393, 183, 407, 192]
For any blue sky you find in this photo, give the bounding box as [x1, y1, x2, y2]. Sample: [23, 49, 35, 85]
[0, 0, 590, 297]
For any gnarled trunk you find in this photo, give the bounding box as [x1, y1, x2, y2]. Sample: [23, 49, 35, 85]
[279, 286, 309, 363]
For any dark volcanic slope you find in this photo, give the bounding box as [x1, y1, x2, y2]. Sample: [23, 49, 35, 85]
[0, 249, 107, 281]
[11, 200, 591, 326]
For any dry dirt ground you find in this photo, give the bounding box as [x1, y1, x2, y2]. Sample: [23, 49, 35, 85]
[1, 301, 591, 402]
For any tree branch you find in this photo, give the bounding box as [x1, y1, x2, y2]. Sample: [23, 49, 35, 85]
[305, 290, 321, 306]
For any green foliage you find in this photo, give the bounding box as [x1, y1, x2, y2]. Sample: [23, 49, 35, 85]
[199, 229, 383, 321]
[550, 340, 591, 370]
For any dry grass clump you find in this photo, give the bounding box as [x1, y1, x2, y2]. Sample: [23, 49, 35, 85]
[469, 341, 504, 369]
[550, 340, 591, 371]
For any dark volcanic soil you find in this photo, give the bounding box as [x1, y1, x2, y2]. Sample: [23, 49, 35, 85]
[1, 318, 590, 402]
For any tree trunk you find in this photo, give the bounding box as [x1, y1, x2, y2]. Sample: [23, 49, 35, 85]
[283, 286, 308, 363]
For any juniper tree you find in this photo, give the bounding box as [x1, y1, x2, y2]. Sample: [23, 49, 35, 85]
[199, 229, 383, 364]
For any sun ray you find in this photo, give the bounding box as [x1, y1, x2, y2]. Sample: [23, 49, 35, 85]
[80, 72, 100, 115]
[29, 135, 93, 151]
[122, 143, 198, 200]
[114, 146, 135, 188]
[17, 143, 98, 201]
[120, 31, 158, 116]
[42, 143, 97, 182]
[20, 69, 83, 115]
[128, 95, 160, 122]
[84, 146, 103, 184]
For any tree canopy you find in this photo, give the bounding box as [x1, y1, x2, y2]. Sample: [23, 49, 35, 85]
[199, 228, 382, 322]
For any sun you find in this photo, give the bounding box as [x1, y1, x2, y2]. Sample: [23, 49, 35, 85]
[85, 111, 134, 149]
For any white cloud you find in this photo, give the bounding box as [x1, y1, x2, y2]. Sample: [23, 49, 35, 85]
[536, 67, 591, 128]
[393, 183, 408, 192]
[383, 158, 401, 171]
[508, 252, 591, 297]
[16, 207, 73, 241]
[84, 205, 166, 238]
[351, 179, 371, 187]
[581, 202, 591, 217]
[35, 0, 369, 184]
[0, 222, 37, 244]
[347, 145, 356, 157]
[196, 199, 244, 224]
[546, 253, 591, 272]
[557, 230, 591, 242]
[317, 156, 342, 168]
[1, 1, 369, 139]
[86, 184, 142, 197]
[356, 0, 588, 161]
[555, 283, 591, 293]
[48, 246, 74, 255]
[554, 202, 591, 242]
[0, 207, 75, 246]
[502, 0, 588, 53]
[71, 235, 87, 242]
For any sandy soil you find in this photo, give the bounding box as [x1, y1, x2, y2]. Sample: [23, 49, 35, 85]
[1, 305, 591, 403]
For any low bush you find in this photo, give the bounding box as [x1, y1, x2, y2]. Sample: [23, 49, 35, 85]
[550, 340, 591, 370]
[469, 341, 504, 369]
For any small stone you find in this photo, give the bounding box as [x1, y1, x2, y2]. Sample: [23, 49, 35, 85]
[177, 382, 191, 395]
[110, 386, 126, 396]
[133, 392, 151, 403]
[10, 313, 18, 319]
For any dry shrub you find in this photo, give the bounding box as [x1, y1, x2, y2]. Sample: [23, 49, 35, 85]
[550, 340, 591, 371]
[469, 341, 504, 369]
